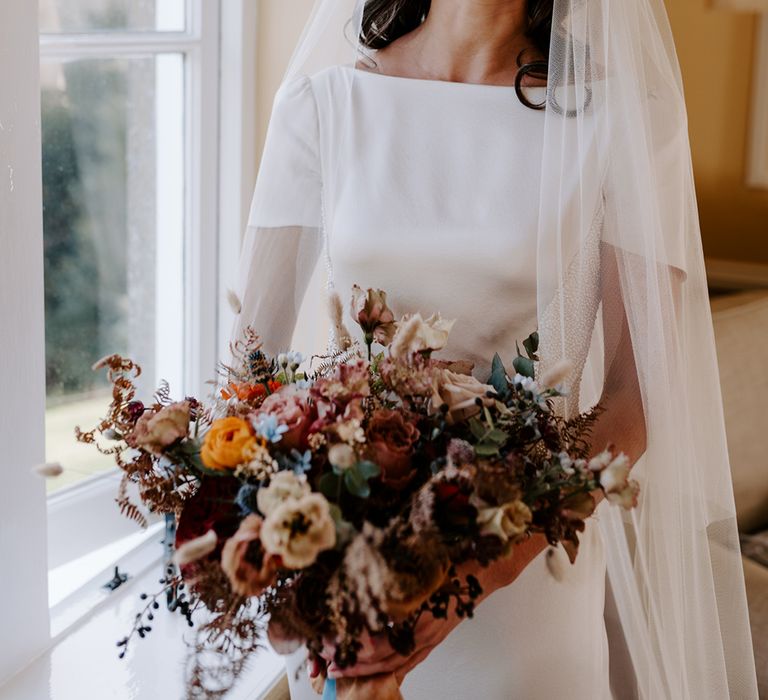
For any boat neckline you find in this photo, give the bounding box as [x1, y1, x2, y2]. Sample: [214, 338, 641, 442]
[338, 63, 548, 91]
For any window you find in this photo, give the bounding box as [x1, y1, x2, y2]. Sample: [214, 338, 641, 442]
[39, 0, 238, 595]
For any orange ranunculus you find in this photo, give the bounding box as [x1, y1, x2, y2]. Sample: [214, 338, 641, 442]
[201, 416, 257, 470]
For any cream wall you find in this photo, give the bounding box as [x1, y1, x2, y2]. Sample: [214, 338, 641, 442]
[666, 1, 768, 263]
[254, 1, 768, 263]
[255, 0, 314, 157]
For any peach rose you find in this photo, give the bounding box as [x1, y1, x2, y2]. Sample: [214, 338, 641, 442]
[201, 416, 257, 470]
[128, 401, 190, 455]
[220, 514, 278, 596]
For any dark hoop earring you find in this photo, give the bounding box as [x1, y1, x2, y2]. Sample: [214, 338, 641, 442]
[515, 60, 548, 111]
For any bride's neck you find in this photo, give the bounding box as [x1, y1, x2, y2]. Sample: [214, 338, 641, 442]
[397, 0, 532, 84]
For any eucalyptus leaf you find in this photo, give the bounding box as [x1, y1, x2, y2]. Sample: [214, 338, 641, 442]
[344, 467, 370, 498]
[489, 353, 510, 397]
[513, 355, 535, 379]
[487, 428, 508, 444]
[356, 460, 381, 479]
[475, 442, 500, 457]
[469, 418, 487, 440]
[523, 331, 539, 359]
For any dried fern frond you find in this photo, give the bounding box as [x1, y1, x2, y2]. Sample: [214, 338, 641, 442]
[560, 404, 605, 459]
[180, 559, 267, 699]
[309, 344, 363, 378]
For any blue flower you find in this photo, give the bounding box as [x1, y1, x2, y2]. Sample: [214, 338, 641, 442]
[289, 448, 313, 475]
[235, 483, 260, 515]
[251, 413, 289, 443]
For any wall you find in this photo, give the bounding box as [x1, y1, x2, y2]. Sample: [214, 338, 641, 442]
[667, 1, 768, 263]
[254, 0, 768, 264]
[256, 0, 314, 157]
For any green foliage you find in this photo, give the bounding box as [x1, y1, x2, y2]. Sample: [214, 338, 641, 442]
[512, 331, 539, 379]
[42, 61, 129, 398]
[488, 353, 511, 398]
[322, 459, 382, 500]
[468, 417, 509, 457]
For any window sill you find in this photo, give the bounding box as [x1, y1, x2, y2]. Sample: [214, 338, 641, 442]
[2, 534, 287, 700]
[48, 521, 166, 638]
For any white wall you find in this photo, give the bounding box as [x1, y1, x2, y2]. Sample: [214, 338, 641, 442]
[0, 0, 51, 685]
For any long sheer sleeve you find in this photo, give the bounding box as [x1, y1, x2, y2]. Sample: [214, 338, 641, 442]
[231, 74, 325, 358]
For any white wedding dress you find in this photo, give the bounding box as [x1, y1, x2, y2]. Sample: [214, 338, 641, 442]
[246, 65, 612, 700]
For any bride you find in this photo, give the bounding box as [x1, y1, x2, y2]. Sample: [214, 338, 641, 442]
[233, 0, 758, 697]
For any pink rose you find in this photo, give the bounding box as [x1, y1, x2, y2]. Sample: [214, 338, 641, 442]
[257, 385, 315, 451]
[128, 401, 190, 455]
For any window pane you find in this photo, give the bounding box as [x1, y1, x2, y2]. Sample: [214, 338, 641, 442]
[41, 54, 186, 495]
[39, 0, 185, 33]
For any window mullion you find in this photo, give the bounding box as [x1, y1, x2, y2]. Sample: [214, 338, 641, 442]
[39, 32, 200, 59]
[184, 0, 221, 398]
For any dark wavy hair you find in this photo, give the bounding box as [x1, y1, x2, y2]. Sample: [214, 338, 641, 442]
[359, 0, 552, 110]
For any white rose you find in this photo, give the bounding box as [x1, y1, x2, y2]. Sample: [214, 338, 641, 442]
[588, 448, 614, 472]
[606, 479, 641, 510]
[477, 500, 532, 543]
[261, 493, 336, 569]
[598, 454, 631, 493]
[257, 470, 311, 517]
[598, 453, 640, 510]
[429, 368, 496, 424]
[390, 312, 456, 359]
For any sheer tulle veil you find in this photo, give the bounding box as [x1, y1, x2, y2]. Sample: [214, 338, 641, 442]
[233, 1, 759, 696]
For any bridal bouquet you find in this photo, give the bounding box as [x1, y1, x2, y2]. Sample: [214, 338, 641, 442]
[76, 285, 638, 699]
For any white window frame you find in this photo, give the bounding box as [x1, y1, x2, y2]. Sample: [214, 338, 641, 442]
[39, 0, 258, 612]
[0, 1, 50, 686]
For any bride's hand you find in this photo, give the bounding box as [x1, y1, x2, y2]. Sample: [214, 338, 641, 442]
[320, 532, 548, 683]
